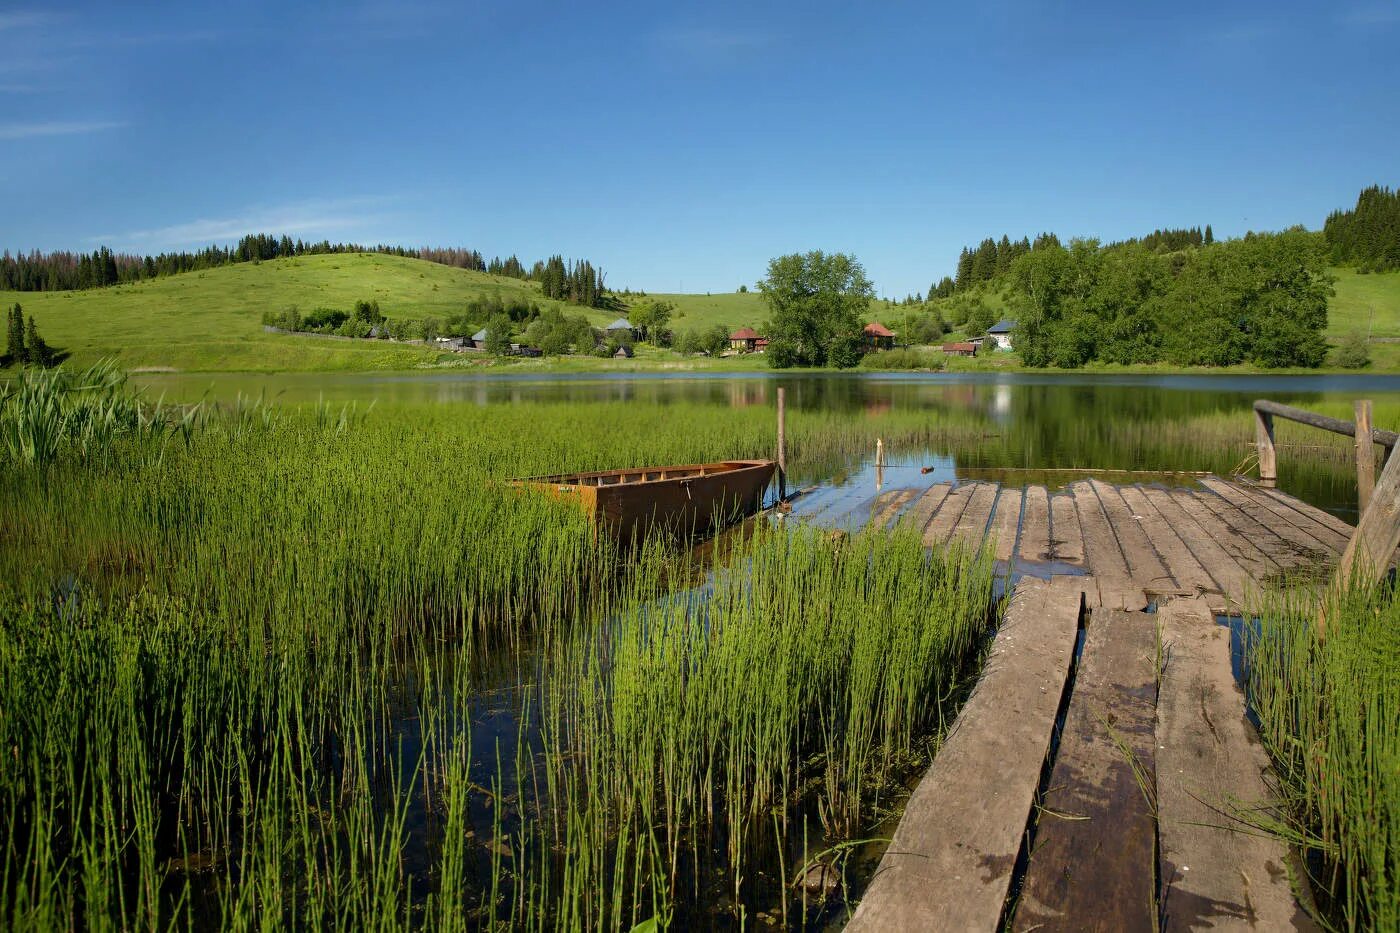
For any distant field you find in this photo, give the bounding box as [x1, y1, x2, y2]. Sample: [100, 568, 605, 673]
[1, 253, 606, 372]
[1328, 268, 1400, 339]
[626, 290, 768, 333]
[3, 256, 1398, 372]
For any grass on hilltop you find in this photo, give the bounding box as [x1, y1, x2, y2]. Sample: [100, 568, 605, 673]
[4, 252, 1400, 373]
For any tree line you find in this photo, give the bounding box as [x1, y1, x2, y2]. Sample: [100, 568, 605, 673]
[0, 234, 610, 308]
[1324, 184, 1400, 272]
[1011, 229, 1330, 368]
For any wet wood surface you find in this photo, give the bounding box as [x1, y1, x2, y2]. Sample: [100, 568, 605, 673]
[846, 578, 1083, 933]
[1012, 608, 1159, 932]
[1156, 599, 1320, 932]
[812, 472, 1352, 931]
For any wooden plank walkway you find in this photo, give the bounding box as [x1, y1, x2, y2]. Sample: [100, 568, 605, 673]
[819, 473, 1344, 931]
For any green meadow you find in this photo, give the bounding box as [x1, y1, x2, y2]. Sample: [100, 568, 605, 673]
[3, 253, 1400, 372]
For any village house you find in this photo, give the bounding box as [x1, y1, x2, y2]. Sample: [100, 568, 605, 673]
[613, 345, 634, 359]
[942, 341, 978, 357]
[605, 318, 638, 341]
[729, 327, 763, 352]
[986, 319, 1016, 351]
[863, 321, 896, 351]
[470, 327, 489, 349]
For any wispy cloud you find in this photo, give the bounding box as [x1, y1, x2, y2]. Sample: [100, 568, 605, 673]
[1342, 3, 1400, 25]
[652, 25, 773, 62]
[93, 197, 399, 250]
[0, 10, 55, 31]
[0, 120, 124, 139]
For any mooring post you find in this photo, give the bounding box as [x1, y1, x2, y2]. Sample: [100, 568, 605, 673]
[1254, 405, 1277, 486]
[1356, 399, 1375, 515]
[777, 386, 787, 502]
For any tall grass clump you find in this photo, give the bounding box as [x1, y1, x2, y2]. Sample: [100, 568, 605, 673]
[505, 524, 997, 927]
[0, 390, 996, 929]
[1249, 582, 1400, 930]
[0, 361, 199, 468]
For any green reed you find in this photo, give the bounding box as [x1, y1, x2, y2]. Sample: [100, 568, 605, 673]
[0, 395, 1003, 930]
[1248, 581, 1400, 931]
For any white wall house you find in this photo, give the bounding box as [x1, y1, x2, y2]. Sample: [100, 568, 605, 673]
[986, 319, 1016, 351]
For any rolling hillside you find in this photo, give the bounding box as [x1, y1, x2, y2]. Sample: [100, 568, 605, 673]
[1, 252, 611, 372]
[3, 253, 1399, 372]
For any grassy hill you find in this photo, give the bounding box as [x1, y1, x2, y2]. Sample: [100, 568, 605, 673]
[1, 252, 612, 372]
[4, 253, 1399, 372]
[625, 290, 768, 334]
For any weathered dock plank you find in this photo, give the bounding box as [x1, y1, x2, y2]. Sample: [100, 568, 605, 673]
[925, 483, 977, 546]
[1118, 485, 1217, 597]
[1091, 479, 1173, 591]
[847, 577, 1083, 932]
[1156, 598, 1320, 932]
[1012, 608, 1158, 933]
[950, 482, 999, 548]
[870, 487, 920, 530]
[1226, 479, 1353, 556]
[1170, 488, 1277, 585]
[1071, 481, 1143, 610]
[1199, 477, 1335, 573]
[990, 486, 1023, 563]
[1048, 491, 1085, 564]
[899, 483, 950, 535]
[1018, 485, 1051, 562]
[1244, 479, 1358, 541]
[1140, 486, 1253, 608]
[1193, 486, 1313, 577]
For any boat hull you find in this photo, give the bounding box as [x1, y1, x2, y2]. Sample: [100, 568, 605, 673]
[516, 460, 776, 546]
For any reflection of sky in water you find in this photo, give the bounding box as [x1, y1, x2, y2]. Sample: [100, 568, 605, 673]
[135, 370, 1399, 519]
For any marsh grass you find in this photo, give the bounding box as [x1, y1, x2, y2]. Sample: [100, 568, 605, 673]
[1248, 582, 1400, 930]
[0, 394, 1004, 929]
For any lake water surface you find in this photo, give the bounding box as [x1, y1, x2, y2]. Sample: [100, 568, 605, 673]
[139, 370, 1400, 520]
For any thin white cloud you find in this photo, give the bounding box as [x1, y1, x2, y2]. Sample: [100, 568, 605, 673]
[0, 11, 54, 31]
[0, 120, 124, 139]
[1342, 3, 1400, 24]
[652, 25, 772, 61]
[94, 197, 400, 250]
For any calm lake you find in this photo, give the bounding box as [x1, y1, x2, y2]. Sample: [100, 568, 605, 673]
[138, 370, 1400, 521]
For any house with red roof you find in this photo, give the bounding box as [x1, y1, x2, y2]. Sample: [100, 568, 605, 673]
[729, 327, 764, 352]
[863, 321, 896, 351]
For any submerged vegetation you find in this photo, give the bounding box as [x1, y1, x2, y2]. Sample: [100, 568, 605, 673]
[0, 377, 999, 928]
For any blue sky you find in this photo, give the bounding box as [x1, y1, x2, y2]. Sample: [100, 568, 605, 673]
[2, 1, 1397, 296]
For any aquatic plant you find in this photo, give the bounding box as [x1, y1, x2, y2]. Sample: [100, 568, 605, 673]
[1249, 582, 1400, 931]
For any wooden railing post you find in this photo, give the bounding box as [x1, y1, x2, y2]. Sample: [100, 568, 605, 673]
[1356, 399, 1375, 515]
[1254, 406, 1277, 486]
[1331, 445, 1400, 636]
[777, 387, 787, 502]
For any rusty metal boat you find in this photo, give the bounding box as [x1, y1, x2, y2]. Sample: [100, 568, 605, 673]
[514, 459, 776, 545]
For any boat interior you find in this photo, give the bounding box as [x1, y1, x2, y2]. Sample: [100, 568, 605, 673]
[529, 460, 770, 488]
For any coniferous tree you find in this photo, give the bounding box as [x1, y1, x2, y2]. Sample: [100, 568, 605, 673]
[1204, 224, 1214, 246]
[954, 247, 973, 290]
[5, 305, 26, 366]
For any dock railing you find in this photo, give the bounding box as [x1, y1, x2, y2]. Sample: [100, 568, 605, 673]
[1255, 399, 1400, 613]
[1253, 398, 1397, 512]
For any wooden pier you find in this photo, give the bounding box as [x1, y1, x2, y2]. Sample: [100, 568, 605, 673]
[789, 472, 1351, 931]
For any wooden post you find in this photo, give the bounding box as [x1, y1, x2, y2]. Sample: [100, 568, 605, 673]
[1356, 399, 1375, 515]
[1331, 442, 1400, 634]
[1254, 407, 1277, 486]
[777, 387, 787, 502]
